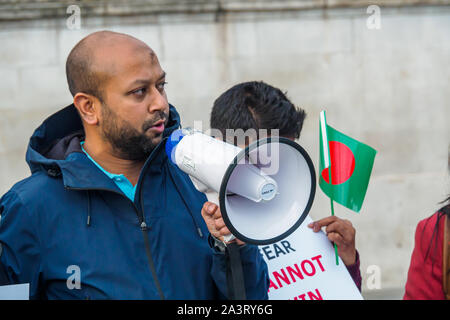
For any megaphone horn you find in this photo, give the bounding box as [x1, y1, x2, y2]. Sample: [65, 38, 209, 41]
[166, 128, 316, 245]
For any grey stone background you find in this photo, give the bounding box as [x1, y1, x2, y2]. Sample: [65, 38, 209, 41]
[0, 0, 449, 299]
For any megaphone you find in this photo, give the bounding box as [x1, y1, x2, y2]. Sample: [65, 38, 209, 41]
[166, 128, 316, 245]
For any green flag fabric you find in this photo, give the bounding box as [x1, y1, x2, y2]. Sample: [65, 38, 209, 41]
[319, 111, 377, 213]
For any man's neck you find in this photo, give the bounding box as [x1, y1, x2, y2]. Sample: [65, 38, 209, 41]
[82, 138, 145, 187]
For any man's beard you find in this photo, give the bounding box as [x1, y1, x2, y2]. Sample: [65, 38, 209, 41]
[100, 102, 168, 161]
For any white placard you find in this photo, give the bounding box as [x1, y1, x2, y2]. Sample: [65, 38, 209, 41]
[258, 216, 363, 300]
[0, 283, 29, 300]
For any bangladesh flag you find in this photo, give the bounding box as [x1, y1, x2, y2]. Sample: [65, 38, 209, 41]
[319, 111, 377, 213]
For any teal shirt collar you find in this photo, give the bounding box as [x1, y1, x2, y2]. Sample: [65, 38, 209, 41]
[80, 142, 137, 201]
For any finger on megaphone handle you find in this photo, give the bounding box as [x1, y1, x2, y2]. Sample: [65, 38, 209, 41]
[219, 226, 231, 237]
[212, 209, 222, 220]
[214, 217, 226, 230]
[202, 201, 218, 215]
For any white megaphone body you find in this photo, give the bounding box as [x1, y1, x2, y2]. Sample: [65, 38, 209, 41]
[165, 128, 316, 245]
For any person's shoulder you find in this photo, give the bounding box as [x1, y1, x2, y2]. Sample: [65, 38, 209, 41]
[1, 171, 62, 208]
[416, 211, 445, 237]
[413, 210, 446, 261]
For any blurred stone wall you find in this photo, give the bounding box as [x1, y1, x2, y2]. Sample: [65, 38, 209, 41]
[0, 0, 449, 298]
[1, 0, 450, 20]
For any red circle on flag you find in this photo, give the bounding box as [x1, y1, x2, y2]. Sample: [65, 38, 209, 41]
[321, 141, 355, 185]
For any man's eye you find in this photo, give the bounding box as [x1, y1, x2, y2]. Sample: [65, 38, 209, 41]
[157, 82, 168, 91]
[132, 88, 147, 96]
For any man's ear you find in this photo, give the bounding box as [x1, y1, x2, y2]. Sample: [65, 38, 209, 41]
[73, 93, 100, 126]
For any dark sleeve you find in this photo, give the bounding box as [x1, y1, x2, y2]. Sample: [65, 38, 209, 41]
[345, 250, 362, 291]
[0, 244, 9, 285]
[0, 190, 43, 299]
[209, 235, 270, 300]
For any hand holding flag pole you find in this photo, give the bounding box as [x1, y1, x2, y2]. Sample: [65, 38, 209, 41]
[319, 110, 377, 266]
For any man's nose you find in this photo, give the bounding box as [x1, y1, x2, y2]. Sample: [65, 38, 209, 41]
[148, 88, 168, 113]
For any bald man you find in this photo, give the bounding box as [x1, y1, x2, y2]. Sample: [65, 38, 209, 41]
[0, 31, 269, 300]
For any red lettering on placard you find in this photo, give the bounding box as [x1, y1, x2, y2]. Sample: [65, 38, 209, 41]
[273, 269, 291, 288]
[301, 260, 316, 276]
[286, 264, 304, 282]
[293, 294, 306, 300]
[308, 289, 323, 300]
[311, 255, 325, 272]
[267, 255, 327, 292]
[268, 279, 278, 292]
[292, 289, 323, 300]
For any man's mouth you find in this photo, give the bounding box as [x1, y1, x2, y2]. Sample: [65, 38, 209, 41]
[148, 120, 165, 134]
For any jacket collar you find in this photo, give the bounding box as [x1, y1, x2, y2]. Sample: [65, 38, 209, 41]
[26, 103, 181, 191]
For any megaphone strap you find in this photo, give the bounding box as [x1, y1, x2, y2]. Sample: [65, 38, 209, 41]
[226, 243, 247, 300]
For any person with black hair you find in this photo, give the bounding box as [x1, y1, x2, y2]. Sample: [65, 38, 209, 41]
[206, 81, 362, 290]
[210, 81, 306, 141]
[404, 151, 450, 300]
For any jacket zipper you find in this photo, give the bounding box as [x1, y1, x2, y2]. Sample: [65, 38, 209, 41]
[65, 185, 165, 300]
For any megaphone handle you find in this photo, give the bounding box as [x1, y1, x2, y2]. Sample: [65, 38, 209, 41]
[204, 190, 219, 205]
[204, 191, 237, 243]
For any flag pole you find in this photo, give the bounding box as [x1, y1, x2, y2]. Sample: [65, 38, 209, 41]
[321, 110, 339, 266]
[330, 199, 339, 265]
[328, 157, 339, 266]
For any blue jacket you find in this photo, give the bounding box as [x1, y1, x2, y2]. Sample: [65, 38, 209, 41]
[0, 104, 269, 300]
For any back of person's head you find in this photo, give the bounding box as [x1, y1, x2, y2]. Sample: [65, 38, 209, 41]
[210, 81, 306, 143]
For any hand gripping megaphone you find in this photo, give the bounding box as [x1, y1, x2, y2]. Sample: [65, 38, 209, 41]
[165, 128, 316, 245]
